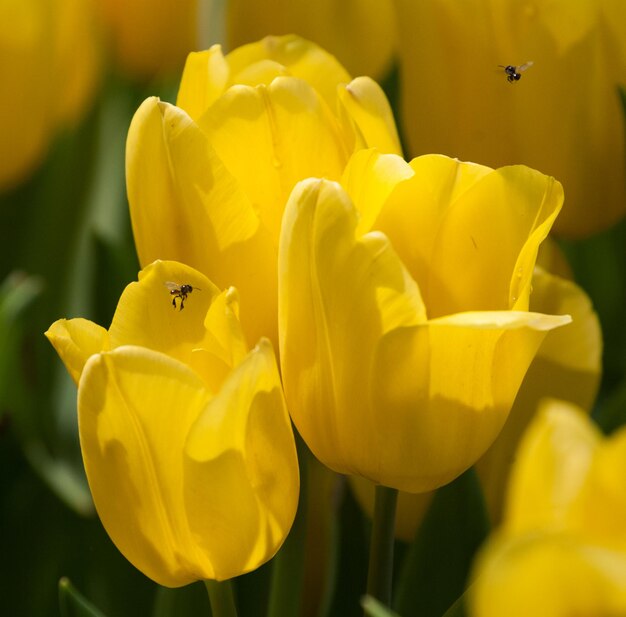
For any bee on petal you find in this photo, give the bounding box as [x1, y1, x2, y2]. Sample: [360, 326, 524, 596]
[164, 282, 199, 310]
[498, 61, 533, 83]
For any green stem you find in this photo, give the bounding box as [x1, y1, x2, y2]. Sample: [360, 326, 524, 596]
[204, 580, 238, 617]
[366, 485, 398, 607]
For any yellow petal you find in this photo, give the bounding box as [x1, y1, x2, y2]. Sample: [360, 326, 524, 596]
[338, 77, 403, 155]
[197, 77, 351, 239]
[340, 149, 414, 236]
[471, 531, 626, 617]
[107, 261, 239, 391]
[126, 97, 259, 268]
[278, 177, 424, 484]
[78, 346, 214, 587]
[176, 46, 230, 120]
[372, 311, 569, 492]
[45, 318, 108, 385]
[503, 400, 601, 535]
[223, 34, 351, 110]
[376, 156, 563, 317]
[185, 339, 299, 580]
[476, 268, 602, 522]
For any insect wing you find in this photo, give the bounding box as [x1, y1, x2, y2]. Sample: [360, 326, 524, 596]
[516, 61, 534, 73]
[164, 281, 181, 292]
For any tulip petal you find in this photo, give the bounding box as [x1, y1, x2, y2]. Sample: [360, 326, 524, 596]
[176, 47, 230, 120]
[45, 318, 109, 384]
[197, 77, 351, 239]
[224, 34, 351, 111]
[340, 149, 414, 236]
[371, 311, 569, 492]
[279, 178, 426, 477]
[338, 77, 403, 155]
[377, 156, 563, 317]
[107, 261, 234, 390]
[184, 339, 299, 580]
[126, 97, 259, 267]
[78, 346, 214, 587]
[471, 531, 626, 617]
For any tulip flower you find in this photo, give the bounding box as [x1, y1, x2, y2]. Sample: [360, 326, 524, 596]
[279, 150, 571, 493]
[226, 0, 396, 79]
[127, 35, 401, 348]
[0, 0, 101, 189]
[393, 0, 626, 237]
[351, 258, 601, 536]
[45, 260, 299, 586]
[97, 0, 199, 78]
[471, 400, 626, 617]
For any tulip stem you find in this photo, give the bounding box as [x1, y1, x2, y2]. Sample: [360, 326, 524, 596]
[204, 579, 238, 617]
[366, 484, 398, 608]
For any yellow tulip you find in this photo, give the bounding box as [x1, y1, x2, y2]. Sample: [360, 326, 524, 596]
[471, 400, 626, 617]
[127, 35, 401, 348]
[351, 259, 601, 536]
[97, 0, 199, 78]
[225, 0, 396, 79]
[279, 150, 571, 493]
[45, 260, 299, 586]
[0, 0, 101, 189]
[393, 0, 626, 238]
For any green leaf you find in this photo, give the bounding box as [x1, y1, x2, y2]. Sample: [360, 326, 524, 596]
[59, 578, 108, 617]
[393, 468, 489, 617]
[362, 595, 401, 617]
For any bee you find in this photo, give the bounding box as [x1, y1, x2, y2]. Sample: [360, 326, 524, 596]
[164, 282, 200, 310]
[498, 61, 533, 83]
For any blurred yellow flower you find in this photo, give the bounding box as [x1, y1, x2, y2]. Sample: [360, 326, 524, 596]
[394, 0, 626, 238]
[0, 0, 101, 189]
[471, 400, 626, 617]
[127, 35, 401, 348]
[45, 260, 299, 586]
[226, 0, 396, 79]
[279, 150, 570, 493]
[97, 0, 199, 78]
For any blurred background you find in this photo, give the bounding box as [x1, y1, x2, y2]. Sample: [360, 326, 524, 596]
[1, 1, 625, 616]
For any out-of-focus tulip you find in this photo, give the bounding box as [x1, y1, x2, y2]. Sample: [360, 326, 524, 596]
[226, 0, 396, 79]
[393, 0, 626, 238]
[97, 0, 199, 78]
[279, 149, 571, 493]
[471, 400, 626, 617]
[45, 260, 299, 586]
[0, 0, 101, 189]
[127, 35, 401, 348]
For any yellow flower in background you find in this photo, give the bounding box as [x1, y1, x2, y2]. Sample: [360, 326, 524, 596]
[127, 35, 401, 348]
[226, 0, 396, 79]
[393, 0, 626, 238]
[97, 0, 199, 78]
[45, 260, 299, 586]
[471, 400, 626, 617]
[279, 149, 570, 493]
[0, 0, 101, 190]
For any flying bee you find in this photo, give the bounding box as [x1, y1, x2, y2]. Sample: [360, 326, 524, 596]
[498, 61, 533, 83]
[164, 282, 200, 310]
